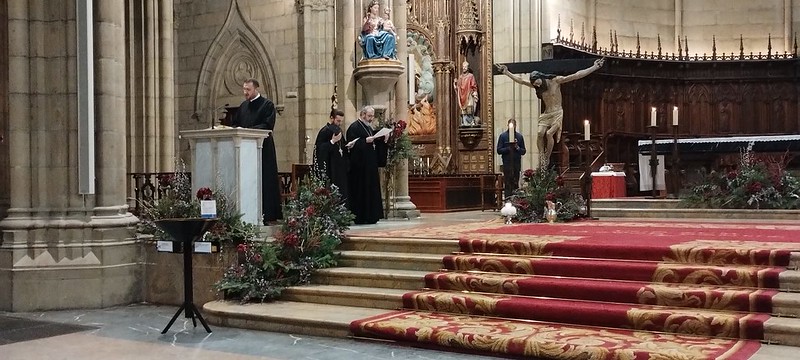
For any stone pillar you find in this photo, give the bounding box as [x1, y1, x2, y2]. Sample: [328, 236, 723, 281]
[388, 1, 418, 219]
[0, 0, 139, 312]
[158, 0, 175, 170]
[336, 0, 357, 121]
[299, 0, 337, 164]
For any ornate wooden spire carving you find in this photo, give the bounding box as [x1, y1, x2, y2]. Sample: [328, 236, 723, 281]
[456, 0, 482, 53]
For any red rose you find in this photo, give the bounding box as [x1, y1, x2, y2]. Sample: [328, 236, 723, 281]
[556, 176, 565, 187]
[545, 192, 555, 202]
[727, 171, 738, 180]
[305, 205, 316, 216]
[314, 187, 330, 196]
[237, 243, 248, 253]
[523, 169, 534, 178]
[288, 218, 298, 228]
[196, 187, 213, 200]
[747, 181, 763, 194]
[284, 233, 299, 247]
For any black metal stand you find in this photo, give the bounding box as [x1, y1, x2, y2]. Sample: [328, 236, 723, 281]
[155, 218, 217, 334]
[581, 139, 595, 219]
[648, 125, 660, 198]
[670, 124, 681, 198]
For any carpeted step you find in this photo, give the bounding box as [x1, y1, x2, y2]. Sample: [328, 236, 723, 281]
[458, 221, 800, 267]
[403, 290, 769, 340]
[443, 253, 788, 289]
[350, 310, 762, 360]
[424, 271, 785, 314]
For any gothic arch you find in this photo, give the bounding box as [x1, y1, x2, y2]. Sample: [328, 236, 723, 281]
[194, 0, 280, 116]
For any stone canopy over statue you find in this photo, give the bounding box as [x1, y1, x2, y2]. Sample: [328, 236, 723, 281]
[360, 0, 397, 60]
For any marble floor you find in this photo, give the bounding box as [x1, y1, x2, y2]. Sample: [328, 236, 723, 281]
[0, 304, 500, 360]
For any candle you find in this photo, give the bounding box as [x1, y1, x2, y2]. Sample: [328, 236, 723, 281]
[583, 120, 590, 141]
[408, 54, 415, 105]
[672, 106, 679, 126]
[650, 107, 657, 127]
[508, 122, 515, 133]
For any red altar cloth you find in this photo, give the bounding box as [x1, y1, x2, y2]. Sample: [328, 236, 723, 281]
[591, 172, 626, 199]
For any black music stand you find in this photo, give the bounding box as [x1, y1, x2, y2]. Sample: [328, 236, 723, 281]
[155, 218, 217, 334]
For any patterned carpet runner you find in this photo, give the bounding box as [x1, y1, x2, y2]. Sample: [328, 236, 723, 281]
[350, 220, 800, 359]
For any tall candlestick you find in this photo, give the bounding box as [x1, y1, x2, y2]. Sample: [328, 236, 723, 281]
[408, 54, 415, 105]
[672, 106, 679, 126]
[583, 119, 590, 141]
[650, 107, 657, 127]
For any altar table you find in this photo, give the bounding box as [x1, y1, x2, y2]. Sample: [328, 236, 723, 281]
[591, 172, 626, 199]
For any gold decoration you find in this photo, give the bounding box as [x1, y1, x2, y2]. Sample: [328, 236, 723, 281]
[636, 283, 753, 311]
[668, 240, 800, 265]
[430, 272, 523, 294]
[626, 308, 740, 337]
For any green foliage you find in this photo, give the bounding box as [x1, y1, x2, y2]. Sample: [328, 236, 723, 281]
[215, 173, 354, 302]
[682, 148, 800, 209]
[509, 167, 586, 223]
[137, 165, 258, 244]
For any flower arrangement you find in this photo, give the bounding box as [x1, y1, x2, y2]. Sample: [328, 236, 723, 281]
[682, 147, 800, 209]
[215, 173, 353, 302]
[381, 119, 415, 169]
[508, 167, 586, 223]
[137, 165, 258, 244]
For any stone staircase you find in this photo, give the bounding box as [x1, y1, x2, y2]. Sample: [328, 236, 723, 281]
[205, 227, 800, 357]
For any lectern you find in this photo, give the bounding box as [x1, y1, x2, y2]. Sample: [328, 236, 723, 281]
[155, 218, 217, 334]
[180, 128, 271, 225]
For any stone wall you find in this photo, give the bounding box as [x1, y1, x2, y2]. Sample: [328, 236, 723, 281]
[174, 0, 328, 171]
[493, 0, 544, 172]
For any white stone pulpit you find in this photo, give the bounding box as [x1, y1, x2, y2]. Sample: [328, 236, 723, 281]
[180, 128, 271, 225]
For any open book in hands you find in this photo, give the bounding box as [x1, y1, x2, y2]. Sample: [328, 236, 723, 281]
[346, 137, 359, 148]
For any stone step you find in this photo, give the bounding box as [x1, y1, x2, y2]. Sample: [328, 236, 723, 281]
[282, 284, 405, 309]
[203, 301, 385, 338]
[341, 236, 460, 254]
[338, 251, 443, 272]
[313, 267, 428, 290]
[591, 206, 800, 220]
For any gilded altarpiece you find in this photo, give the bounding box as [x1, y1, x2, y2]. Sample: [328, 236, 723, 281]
[406, 0, 494, 174]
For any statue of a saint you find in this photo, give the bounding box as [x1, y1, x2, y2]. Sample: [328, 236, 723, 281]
[453, 61, 479, 126]
[496, 58, 604, 167]
[360, 1, 397, 60]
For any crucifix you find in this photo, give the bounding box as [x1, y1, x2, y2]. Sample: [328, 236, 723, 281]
[494, 58, 605, 168]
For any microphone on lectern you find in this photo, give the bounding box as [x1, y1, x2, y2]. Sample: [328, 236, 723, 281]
[210, 104, 229, 129]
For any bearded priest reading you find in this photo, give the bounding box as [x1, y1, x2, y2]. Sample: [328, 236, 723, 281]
[232, 78, 283, 224]
[346, 106, 390, 225]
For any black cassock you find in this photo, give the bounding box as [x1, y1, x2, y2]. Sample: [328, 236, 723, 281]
[346, 120, 387, 225]
[232, 96, 283, 223]
[313, 123, 349, 201]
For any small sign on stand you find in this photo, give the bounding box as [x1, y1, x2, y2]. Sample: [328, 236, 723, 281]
[200, 200, 217, 218]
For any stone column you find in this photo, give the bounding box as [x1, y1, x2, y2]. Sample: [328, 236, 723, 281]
[336, 0, 357, 121]
[299, 0, 337, 164]
[388, 1, 418, 219]
[158, 0, 175, 170]
[0, 0, 139, 312]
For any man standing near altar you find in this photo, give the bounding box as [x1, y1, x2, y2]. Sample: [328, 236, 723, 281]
[497, 118, 527, 198]
[496, 58, 604, 168]
[346, 106, 390, 225]
[232, 78, 282, 224]
[314, 109, 352, 201]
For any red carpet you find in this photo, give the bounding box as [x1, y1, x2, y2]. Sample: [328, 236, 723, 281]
[351, 310, 762, 360]
[443, 254, 784, 288]
[348, 219, 800, 359]
[403, 290, 768, 339]
[461, 222, 800, 266]
[425, 271, 778, 313]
